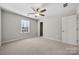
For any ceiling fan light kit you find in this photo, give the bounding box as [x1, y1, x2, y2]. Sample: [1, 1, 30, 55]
[35, 13, 40, 16]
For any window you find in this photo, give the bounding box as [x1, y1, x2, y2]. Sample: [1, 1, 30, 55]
[21, 20, 30, 33]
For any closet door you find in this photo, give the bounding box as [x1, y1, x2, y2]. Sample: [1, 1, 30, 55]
[62, 15, 77, 45]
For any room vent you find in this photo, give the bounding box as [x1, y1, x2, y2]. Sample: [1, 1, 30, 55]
[63, 3, 68, 7]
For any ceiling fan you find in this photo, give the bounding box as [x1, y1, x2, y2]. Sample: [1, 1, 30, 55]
[27, 7, 47, 17]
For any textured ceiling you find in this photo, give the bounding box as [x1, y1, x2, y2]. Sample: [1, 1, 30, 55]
[0, 3, 79, 19]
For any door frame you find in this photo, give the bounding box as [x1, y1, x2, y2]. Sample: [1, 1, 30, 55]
[0, 8, 1, 46]
[40, 22, 43, 36]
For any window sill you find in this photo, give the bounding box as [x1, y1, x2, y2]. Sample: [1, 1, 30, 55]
[20, 32, 30, 34]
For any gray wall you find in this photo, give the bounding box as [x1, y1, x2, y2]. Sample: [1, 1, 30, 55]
[1, 10, 38, 43]
[0, 8, 1, 45]
[38, 16, 61, 41]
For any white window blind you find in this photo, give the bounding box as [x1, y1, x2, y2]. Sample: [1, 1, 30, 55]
[21, 20, 30, 33]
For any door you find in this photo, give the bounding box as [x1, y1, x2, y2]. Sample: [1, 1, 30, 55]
[62, 15, 77, 45]
[40, 22, 43, 36]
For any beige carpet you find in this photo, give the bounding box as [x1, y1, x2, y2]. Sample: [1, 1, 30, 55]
[0, 37, 78, 55]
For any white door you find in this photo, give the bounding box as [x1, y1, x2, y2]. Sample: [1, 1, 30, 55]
[62, 15, 77, 45]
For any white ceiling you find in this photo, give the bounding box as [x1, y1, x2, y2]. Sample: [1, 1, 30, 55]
[0, 3, 79, 19]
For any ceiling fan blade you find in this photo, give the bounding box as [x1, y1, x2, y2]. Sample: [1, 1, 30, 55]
[39, 14, 45, 16]
[31, 7, 36, 11]
[40, 9, 46, 13]
[35, 15, 37, 17]
[36, 8, 40, 12]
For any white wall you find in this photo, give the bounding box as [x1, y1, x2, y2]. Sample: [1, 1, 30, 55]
[38, 16, 62, 41]
[0, 8, 1, 46]
[1, 10, 38, 43]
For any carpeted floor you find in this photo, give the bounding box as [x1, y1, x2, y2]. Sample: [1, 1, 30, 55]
[0, 37, 79, 55]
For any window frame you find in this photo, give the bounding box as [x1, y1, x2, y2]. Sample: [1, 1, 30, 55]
[20, 19, 30, 33]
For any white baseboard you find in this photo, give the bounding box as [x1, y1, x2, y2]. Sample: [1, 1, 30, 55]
[2, 38, 24, 44]
[62, 40, 77, 46]
[43, 36, 77, 46]
[2, 36, 78, 46]
[2, 37, 37, 44]
[43, 36, 61, 42]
